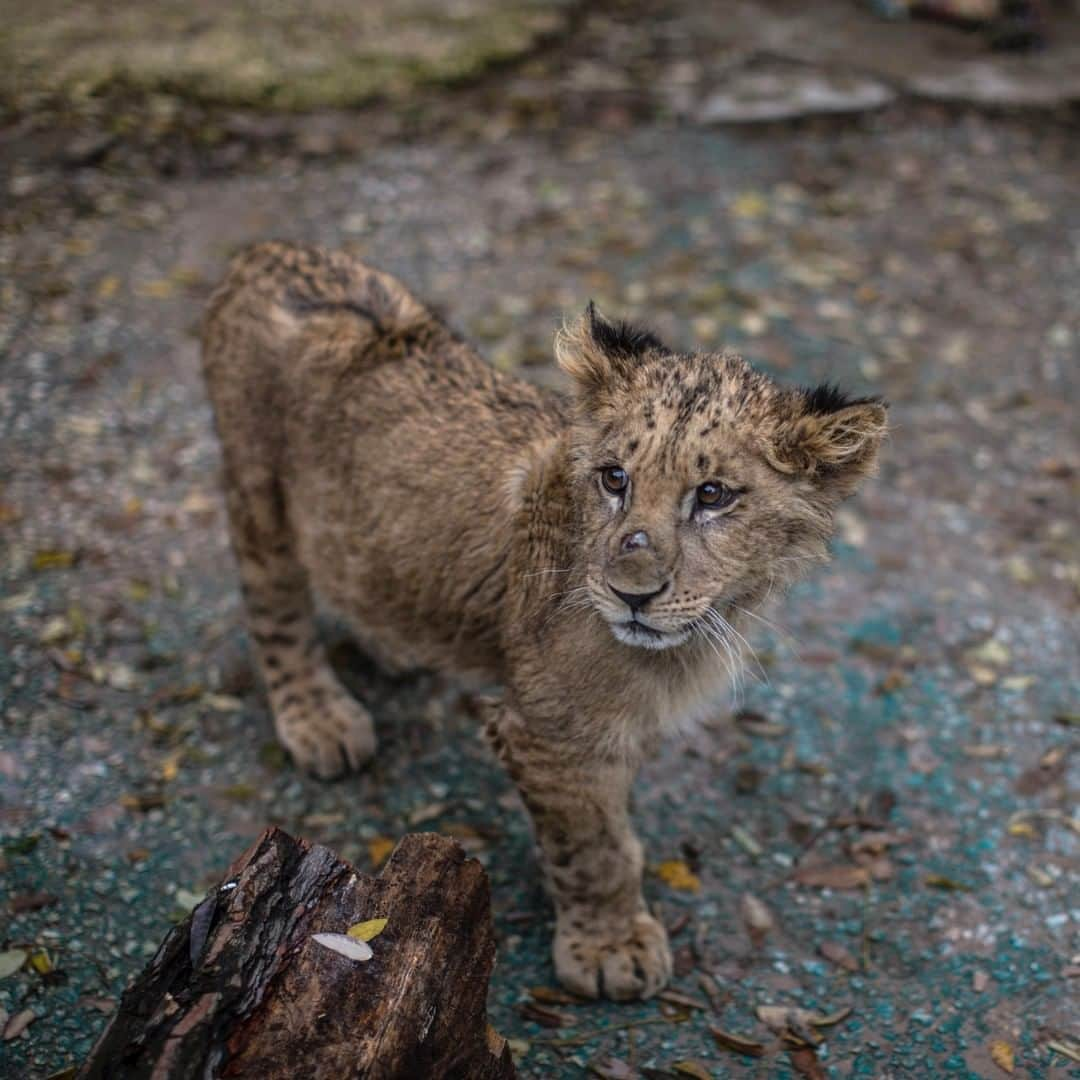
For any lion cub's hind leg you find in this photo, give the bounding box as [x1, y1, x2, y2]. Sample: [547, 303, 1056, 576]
[222, 466, 376, 780]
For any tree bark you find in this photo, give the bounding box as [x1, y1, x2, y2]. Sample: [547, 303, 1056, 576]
[79, 827, 516, 1080]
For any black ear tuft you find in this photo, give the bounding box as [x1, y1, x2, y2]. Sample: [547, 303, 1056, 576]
[586, 301, 667, 359]
[802, 382, 884, 416]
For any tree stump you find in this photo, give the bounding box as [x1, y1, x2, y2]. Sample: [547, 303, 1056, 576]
[79, 827, 516, 1079]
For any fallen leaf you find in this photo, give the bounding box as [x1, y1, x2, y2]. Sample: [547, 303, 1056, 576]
[658, 989, 708, 1011]
[138, 278, 175, 299]
[813, 1006, 853, 1027]
[655, 860, 701, 892]
[368, 836, 396, 867]
[710, 1026, 766, 1057]
[818, 941, 859, 972]
[756, 1006, 821, 1047]
[221, 783, 256, 802]
[972, 971, 989, 992]
[732, 191, 768, 219]
[529, 986, 582, 1006]
[588, 1057, 634, 1079]
[924, 874, 970, 891]
[731, 825, 763, 858]
[203, 694, 244, 712]
[850, 831, 906, 855]
[740, 893, 774, 945]
[3, 1008, 35, 1040]
[79, 996, 116, 1014]
[312, 932, 372, 962]
[672, 1061, 713, 1079]
[10, 891, 57, 914]
[788, 1046, 827, 1079]
[347, 918, 388, 943]
[1047, 1038, 1080, 1064]
[505, 1037, 531, 1060]
[520, 1002, 574, 1028]
[756, 1004, 853, 1046]
[990, 1039, 1015, 1074]
[28, 949, 52, 975]
[963, 744, 1008, 760]
[967, 638, 1010, 667]
[0, 951, 26, 979]
[32, 549, 75, 571]
[408, 801, 449, 826]
[121, 792, 167, 812]
[794, 863, 869, 889]
[97, 275, 120, 299]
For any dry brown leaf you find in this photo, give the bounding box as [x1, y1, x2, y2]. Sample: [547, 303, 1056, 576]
[710, 1026, 766, 1057]
[658, 989, 708, 1011]
[924, 874, 970, 891]
[740, 893, 774, 945]
[818, 941, 859, 972]
[849, 830, 906, 854]
[519, 1002, 574, 1028]
[990, 1039, 1015, 1074]
[3, 1008, 35, 1040]
[671, 1061, 713, 1079]
[588, 1057, 635, 1079]
[793, 863, 870, 889]
[756, 1006, 822, 1046]
[788, 1046, 827, 1079]
[529, 985, 582, 1006]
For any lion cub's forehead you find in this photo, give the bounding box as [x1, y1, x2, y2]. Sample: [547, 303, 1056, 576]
[600, 352, 783, 472]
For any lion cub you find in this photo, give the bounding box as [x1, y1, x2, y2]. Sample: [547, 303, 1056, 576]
[202, 242, 886, 1001]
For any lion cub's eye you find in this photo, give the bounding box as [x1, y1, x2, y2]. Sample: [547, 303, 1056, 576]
[696, 481, 737, 510]
[600, 466, 629, 495]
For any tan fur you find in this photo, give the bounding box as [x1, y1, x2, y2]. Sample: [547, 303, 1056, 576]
[201, 242, 887, 1000]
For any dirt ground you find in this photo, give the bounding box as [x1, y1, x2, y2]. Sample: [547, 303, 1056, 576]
[1, 2, 1077, 1077]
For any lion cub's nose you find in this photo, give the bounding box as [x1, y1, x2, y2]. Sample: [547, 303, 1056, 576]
[609, 582, 668, 614]
[620, 530, 650, 553]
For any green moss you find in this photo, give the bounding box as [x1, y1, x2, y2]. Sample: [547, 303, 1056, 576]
[0, 0, 576, 113]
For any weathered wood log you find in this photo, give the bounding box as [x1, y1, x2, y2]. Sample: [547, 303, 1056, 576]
[79, 827, 516, 1080]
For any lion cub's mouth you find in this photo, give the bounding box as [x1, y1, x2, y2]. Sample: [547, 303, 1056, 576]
[610, 619, 692, 651]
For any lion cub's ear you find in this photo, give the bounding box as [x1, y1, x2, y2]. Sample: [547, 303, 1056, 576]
[555, 302, 665, 398]
[767, 384, 888, 493]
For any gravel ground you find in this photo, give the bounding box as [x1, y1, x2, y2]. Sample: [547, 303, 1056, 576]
[1, 3, 1078, 1078]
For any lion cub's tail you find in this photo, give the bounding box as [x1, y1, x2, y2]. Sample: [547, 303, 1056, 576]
[203, 241, 430, 368]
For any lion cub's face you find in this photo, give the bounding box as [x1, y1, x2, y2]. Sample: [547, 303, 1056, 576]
[556, 306, 887, 652]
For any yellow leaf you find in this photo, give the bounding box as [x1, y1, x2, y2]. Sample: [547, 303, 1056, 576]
[347, 917, 388, 942]
[990, 1039, 1015, 1074]
[138, 279, 175, 299]
[732, 191, 768, 220]
[32, 549, 75, 571]
[29, 949, 52, 975]
[368, 836, 395, 868]
[97, 275, 120, 299]
[655, 859, 701, 893]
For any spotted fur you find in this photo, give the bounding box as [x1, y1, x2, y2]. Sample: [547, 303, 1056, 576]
[202, 242, 887, 1000]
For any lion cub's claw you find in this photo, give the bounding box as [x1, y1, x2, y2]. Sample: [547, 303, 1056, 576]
[271, 679, 376, 780]
[554, 911, 672, 1001]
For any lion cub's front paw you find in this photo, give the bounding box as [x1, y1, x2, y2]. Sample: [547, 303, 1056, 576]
[271, 675, 376, 780]
[554, 910, 672, 1001]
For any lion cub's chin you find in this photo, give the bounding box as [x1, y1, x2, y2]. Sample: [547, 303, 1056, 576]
[610, 620, 693, 651]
